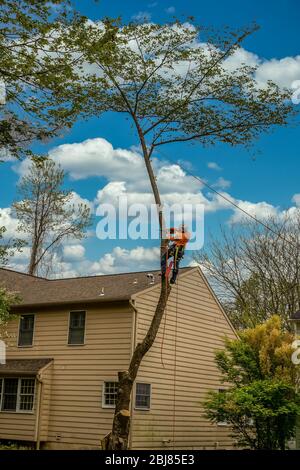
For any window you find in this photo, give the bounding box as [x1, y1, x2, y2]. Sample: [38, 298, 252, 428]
[217, 389, 228, 426]
[103, 382, 118, 408]
[68, 311, 86, 345]
[2, 378, 18, 411]
[18, 314, 34, 347]
[0, 378, 35, 412]
[19, 378, 35, 411]
[135, 383, 151, 410]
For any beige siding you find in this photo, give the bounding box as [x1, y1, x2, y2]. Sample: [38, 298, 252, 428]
[2, 305, 133, 447]
[0, 397, 36, 441]
[131, 268, 237, 450]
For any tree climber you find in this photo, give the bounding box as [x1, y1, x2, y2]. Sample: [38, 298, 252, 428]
[161, 224, 191, 284]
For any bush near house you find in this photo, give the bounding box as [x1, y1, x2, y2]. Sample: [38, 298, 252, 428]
[0, 440, 34, 450]
[203, 315, 300, 450]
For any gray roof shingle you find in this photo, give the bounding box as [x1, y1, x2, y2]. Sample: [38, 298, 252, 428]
[0, 358, 53, 376]
[0, 267, 192, 308]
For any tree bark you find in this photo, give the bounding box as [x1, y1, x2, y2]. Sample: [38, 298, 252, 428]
[104, 125, 173, 450]
[105, 278, 171, 449]
[28, 240, 39, 275]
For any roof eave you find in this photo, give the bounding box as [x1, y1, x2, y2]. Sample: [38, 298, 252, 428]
[10, 297, 132, 312]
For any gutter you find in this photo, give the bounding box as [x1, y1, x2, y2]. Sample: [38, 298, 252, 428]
[128, 299, 138, 450]
[11, 299, 130, 313]
[34, 360, 53, 450]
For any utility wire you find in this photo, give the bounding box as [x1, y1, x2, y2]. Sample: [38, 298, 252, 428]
[179, 162, 300, 252]
[153, 148, 299, 251]
[180, 163, 300, 251]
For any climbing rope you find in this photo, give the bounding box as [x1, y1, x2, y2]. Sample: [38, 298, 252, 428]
[160, 248, 169, 369]
[172, 279, 179, 449]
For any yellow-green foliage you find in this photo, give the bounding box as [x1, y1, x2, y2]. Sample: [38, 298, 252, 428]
[241, 315, 297, 383]
[0, 288, 19, 340]
[204, 316, 300, 449]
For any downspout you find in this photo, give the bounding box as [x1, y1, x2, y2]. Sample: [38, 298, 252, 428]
[34, 374, 43, 450]
[34, 360, 53, 450]
[129, 299, 138, 450]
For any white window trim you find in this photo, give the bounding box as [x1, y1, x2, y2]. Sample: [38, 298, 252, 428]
[102, 381, 118, 409]
[67, 310, 87, 346]
[0, 378, 2, 411]
[0, 377, 36, 414]
[17, 314, 35, 348]
[134, 382, 151, 411]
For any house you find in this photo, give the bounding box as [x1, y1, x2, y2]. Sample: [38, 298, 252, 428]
[0, 266, 237, 450]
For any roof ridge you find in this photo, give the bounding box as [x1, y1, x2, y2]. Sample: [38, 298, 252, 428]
[48, 268, 163, 281]
[47, 266, 193, 281]
[1, 265, 193, 282]
[0, 266, 48, 280]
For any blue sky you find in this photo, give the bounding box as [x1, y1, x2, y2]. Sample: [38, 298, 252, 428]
[1, 0, 299, 277]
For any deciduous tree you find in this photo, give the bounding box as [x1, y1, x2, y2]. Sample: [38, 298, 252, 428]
[13, 158, 92, 276]
[76, 20, 295, 448]
[195, 214, 300, 330]
[203, 316, 300, 450]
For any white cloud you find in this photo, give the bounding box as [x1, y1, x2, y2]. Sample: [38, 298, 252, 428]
[11, 246, 31, 261]
[48, 245, 160, 278]
[13, 157, 31, 177]
[223, 47, 300, 91]
[0, 207, 23, 239]
[229, 199, 279, 224]
[131, 11, 151, 23]
[52, 138, 199, 192]
[255, 55, 300, 89]
[213, 177, 231, 190]
[207, 162, 222, 171]
[68, 191, 94, 213]
[223, 48, 260, 73]
[156, 164, 202, 194]
[63, 244, 85, 261]
[43, 137, 300, 230]
[292, 194, 300, 207]
[216, 44, 300, 91]
[49, 137, 146, 184]
[89, 246, 160, 275]
[165, 6, 175, 14]
[0, 148, 14, 162]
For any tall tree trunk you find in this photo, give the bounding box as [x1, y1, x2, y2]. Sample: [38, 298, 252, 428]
[104, 130, 173, 450]
[28, 239, 39, 275]
[105, 277, 171, 449]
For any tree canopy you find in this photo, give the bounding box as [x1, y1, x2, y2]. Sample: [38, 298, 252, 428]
[0, 0, 113, 158]
[76, 21, 294, 155]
